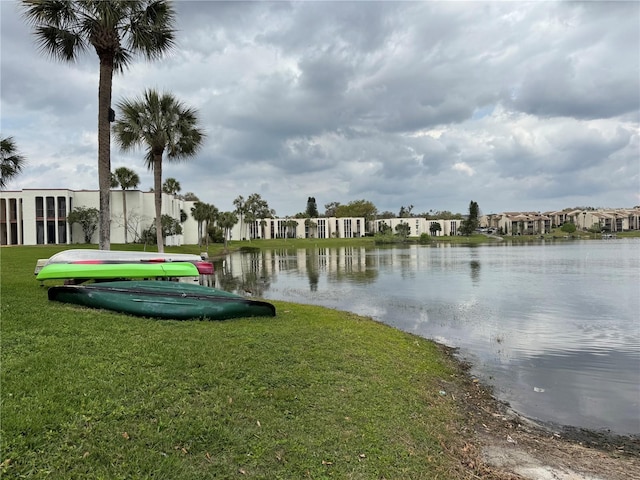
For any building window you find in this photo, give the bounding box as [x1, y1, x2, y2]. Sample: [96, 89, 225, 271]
[58, 220, 66, 244]
[5, 199, 18, 245]
[36, 197, 44, 218]
[36, 220, 44, 244]
[46, 197, 55, 218]
[7, 198, 16, 221]
[343, 219, 352, 238]
[18, 198, 24, 245]
[57, 197, 66, 218]
[248, 221, 258, 239]
[276, 220, 288, 238]
[47, 220, 56, 243]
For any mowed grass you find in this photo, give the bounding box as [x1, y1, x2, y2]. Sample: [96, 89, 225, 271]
[1, 245, 473, 479]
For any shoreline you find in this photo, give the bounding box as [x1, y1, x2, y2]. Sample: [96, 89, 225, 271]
[435, 343, 640, 479]
[459, 347, 640, 449]
[440, 343, 640, 448]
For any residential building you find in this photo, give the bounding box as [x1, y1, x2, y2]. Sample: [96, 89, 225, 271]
[482, 208, 640, 234]
[0, 188, 198, 246]
[0, 189, 365, 246]
[482, 212, 552, 235]
[3, 188, 638, 246]
[231, 216, 366, 240]
[372, 217, 462, 237]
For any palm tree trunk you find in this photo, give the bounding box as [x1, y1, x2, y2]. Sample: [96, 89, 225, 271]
[98, 56, 114, 250]
[154, 155, 164, 253]
[205, 219, 210, 254]
[122, 189, 128, 244]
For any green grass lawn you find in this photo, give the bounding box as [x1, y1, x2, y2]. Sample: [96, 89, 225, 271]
[1, 245, 476, 479]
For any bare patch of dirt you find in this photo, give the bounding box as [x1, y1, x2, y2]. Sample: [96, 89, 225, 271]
[437, 344, 640, 479]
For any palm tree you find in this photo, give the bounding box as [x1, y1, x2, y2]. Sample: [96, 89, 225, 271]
[233, 195, 246, 240]
[112, 166, 140, 244]
[190, 201, 218, 251]
[22, 0, 176, 250]
[162, 177, 181, 195]
[285, 219, 298, 239]
[113, 89, 204, 253]
[218, 211, 238, 251]
[183, 192, 199, 201]
[244, 193, 273, 240]
[0, 136, 26, 189]
[191, 201, 209, 248]
[202, 203, 218, 253]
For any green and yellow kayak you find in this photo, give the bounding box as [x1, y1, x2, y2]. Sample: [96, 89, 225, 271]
[47, 280, 276, 320]
[36, 262, 199, 281]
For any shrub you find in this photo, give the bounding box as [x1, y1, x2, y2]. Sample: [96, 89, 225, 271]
[419, 233, 431, 244]
[67, 206, 99, 243]
[374, 233, 403, 245]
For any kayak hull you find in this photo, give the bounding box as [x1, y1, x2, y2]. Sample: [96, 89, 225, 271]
[35, 249, 213, 275]
[43, 249, 205, 264]
[47, 280, 276, 320]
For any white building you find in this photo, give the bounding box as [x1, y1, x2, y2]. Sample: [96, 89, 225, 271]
[0, 189, 365, 246]
[231, 216, 366, 240]
[0, 188, 198, 246]
[372, 217, 462, 237]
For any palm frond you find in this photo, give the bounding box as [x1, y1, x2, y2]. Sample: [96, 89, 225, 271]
[113, 166, 140, 190]
[113, 89, 205, 171]
[22, 0, 175, 71]
[35, 25, 86, 61]
[127, 0, 176, 60]
[0, 136, 27, 189]
[22, 0, 78, 29]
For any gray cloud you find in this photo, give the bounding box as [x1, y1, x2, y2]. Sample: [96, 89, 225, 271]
[1, 0, 638, 215]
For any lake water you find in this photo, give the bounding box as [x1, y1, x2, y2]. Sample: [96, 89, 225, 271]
[213, 239, 640, 436]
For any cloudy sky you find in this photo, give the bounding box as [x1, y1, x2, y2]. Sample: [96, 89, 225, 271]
[1, 1, 639, 217]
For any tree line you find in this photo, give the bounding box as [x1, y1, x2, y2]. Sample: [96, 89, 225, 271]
[65, 179, 482, 247]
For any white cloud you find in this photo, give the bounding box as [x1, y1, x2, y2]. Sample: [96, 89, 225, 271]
[453, 162, 475, 176]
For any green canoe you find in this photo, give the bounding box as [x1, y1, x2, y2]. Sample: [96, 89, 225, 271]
[47, 280, 276, 320]
[36, 262, 199, 281]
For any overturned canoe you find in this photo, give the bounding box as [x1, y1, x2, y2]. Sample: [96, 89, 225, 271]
[36, 262, 199, 281]
[47, 280, 276, 320]
[35, 249, 213, 275]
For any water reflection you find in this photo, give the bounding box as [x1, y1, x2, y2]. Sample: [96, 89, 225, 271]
[469, 260, 481, 284]
[212, 247, 378, 295]
[211, 240, 640, 435]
